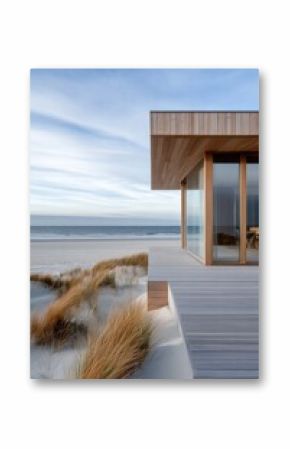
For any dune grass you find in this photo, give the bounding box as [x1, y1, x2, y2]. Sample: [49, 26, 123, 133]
[31, 253, 148, 346]
[79, 302, 152, 379]
[31, 318, 87, 348]
[30, 268, 90, 293]
[91, 253, 148, 276]
[30, 253, 148, 292]
[30, 273, 63, 289]
[31, 270, 110, 345]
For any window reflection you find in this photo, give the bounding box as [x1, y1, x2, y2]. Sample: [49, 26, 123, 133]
[213, 159, 240, 262]
[247, 160, 259, 263]
[186, 162, 204, 259]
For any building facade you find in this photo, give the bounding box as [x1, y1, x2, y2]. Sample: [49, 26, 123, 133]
[150, 111, 259, 265]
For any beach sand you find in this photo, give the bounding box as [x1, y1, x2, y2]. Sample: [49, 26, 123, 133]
[31, 238, 179, 273]
[30, 238, 191, 379]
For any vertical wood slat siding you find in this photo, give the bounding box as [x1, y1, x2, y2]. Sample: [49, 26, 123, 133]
[148, 281, 168, 311]
[240, 155, 247, 264]
[151, 112, 259, 136]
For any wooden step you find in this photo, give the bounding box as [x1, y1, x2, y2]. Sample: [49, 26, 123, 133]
[148, 281, 168, 311]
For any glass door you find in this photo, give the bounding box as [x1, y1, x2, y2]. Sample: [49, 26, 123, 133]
[211, 153, 259, 265]
[246, 156, 259, 263]
[213, 155, 240, 263]
[186, 161, 204, 260]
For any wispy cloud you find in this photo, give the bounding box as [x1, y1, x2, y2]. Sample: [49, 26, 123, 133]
[30, 68, 259, 224]
[31, 111, 146, 150]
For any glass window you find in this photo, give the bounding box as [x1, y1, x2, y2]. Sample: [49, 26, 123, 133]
[213, 158, 240, 262]
[246, 159, 259, 263]
[186, 162, 204, 259]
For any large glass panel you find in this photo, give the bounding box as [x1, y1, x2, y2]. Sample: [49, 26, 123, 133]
[186, 162, 204, 259]
[246, 159, 259, 263]
[213, 158, 240, 262]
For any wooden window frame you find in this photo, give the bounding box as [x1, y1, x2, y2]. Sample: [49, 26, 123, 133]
[203, 152, 257, 266]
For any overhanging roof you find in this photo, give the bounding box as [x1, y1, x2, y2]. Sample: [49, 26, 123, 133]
[150, 111, 259, 189]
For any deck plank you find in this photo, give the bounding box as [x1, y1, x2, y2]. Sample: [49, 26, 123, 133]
[148, 247, 259, 379]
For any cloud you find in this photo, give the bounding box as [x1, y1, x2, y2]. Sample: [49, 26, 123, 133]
[31, 111, 146, 150]
[30, 69, 259, 223]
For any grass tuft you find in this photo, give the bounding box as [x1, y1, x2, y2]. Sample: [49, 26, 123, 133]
[79, 301, 152, 379]
[31, 318, 87, 348]
[31, 253, 148, 346]
[30, 268, 90, 293]
[91, 253, 148, 276]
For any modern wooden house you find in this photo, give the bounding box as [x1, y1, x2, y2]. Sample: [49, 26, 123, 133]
[150, 111, 259, 265]
[148, 111, 259, 378]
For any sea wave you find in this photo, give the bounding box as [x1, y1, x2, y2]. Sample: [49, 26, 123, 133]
[31, 233, 180, 241]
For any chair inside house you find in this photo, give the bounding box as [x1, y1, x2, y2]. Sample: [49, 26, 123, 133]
[247, 227, 259, 250]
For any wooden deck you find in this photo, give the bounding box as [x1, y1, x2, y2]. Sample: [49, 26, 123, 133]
[148, 247, 259, 379]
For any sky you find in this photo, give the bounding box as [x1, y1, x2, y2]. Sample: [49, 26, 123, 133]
[30, 69, 259, 226]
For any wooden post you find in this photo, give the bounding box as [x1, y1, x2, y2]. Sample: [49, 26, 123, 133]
[204, 153, 213, 265]
[240, 155, 247, 264]
[181, 180, 187, 249]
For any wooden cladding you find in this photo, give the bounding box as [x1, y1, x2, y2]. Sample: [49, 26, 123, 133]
[149, 111, 259, 266]
[150, 111, 259, 190]
[151, 111, 259, 136]
[148, 281, 168, 311]
[151, 135, 258, 189]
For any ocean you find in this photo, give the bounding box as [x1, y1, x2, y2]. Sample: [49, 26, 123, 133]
[30, 225, 181, 241]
